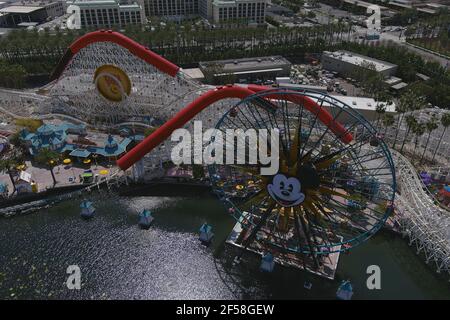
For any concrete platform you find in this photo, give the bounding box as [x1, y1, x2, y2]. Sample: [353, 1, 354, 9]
[226, 213, 342, 280]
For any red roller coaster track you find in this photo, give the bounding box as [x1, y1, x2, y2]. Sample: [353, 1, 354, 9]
[51, 31, 353, 171]
[51, 30, 179, 81]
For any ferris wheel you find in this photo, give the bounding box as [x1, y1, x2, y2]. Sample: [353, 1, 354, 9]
[207, 88, 396, 258]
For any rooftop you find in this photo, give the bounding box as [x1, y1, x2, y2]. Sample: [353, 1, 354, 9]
[323, 50, 397, 72]
[0, 5, 43, 14]
[308, 93, 397, 113]
[200, 56, 291, 73]
[391, 82, 408, 90]
[66, 0, 140, 8]
[182, 68, 205, 80]
[343, 0, 388, 10]
[17, 22, 39, 27]
[70, 148, 91, 158]
[11, 0, 62, 5]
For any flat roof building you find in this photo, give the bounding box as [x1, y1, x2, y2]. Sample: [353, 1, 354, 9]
[307, 93, 397, 123]
[143, 0, 267, 25]
[211, 0, 267, 26]
[321, 50, 398, 77]
[0, 1, 65, 26]
[65, 0, 144, 28]
[199, 55, 291, 82]
[0, 5, 47, 26]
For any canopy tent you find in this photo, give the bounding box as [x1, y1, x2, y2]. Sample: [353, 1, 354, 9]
[70, 149, 91, 158]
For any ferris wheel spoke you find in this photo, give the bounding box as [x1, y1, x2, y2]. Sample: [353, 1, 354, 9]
[244, 102, 269, 131]
[220, 120, 255, 155]
[249, 100, 274, 130]
[319, 178, 394, 203]
[292, 209, 312, 256]
[309, 120, 368, 164]
[298, 98, 326, 160]
[241, 201, 277, 251]
[350, 150, 386, 162]
[326, 197, 384, 229]
[298, 208, 321, 263]
[224, 109, 253, 132]
[311, 132, 375, 164]
[282, 99, 292, 150]
[240, 192, 269, 214]
[279, 98, 292, 151]
[266, 111, 290, 160]
[305, 107, 347, 163]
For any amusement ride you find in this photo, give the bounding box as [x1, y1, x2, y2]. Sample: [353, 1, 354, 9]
[7, 30, 446, 278]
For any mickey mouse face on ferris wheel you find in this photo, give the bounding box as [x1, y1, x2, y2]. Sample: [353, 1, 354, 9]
[267, 173, 305, 208]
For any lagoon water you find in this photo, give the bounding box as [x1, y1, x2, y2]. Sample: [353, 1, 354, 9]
[0, 192, 449, 300]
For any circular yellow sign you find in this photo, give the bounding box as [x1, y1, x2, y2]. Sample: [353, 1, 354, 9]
[94, 65, 131, 102]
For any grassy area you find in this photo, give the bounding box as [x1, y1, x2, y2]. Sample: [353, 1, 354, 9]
[15, 118, 44, 132]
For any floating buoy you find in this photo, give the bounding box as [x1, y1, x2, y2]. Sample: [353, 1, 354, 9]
[260, 252, 275, 272]
[80, 200, 95, 219]
[199, 223, 214, 244]
[336, 280, 353, 300]
[138, 209, 154, 230]
[304, 281, 312, 290]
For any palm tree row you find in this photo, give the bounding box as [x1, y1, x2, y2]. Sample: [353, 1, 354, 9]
[385, 93, 450, 164]
[0, 23, 353, 73]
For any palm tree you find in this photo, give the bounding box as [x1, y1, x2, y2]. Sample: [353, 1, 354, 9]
[400, 115, 417, 153]
[393, 91, 425, 149]
[432, 113, 450, 162]
[375, 103, 386, 130]
[412, 122, 426, 159]
[0, 158, 17, 194]
[34, 148, 59, 186]
[382, 113, 395, 136]
[420, 115, 439, 163]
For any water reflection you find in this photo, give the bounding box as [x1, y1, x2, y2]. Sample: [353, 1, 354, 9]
[0, 192, 448, 300]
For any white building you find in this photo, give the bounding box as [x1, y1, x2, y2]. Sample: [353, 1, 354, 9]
[321, 50, 398, 78]
[66, 0, 144, 27]
[309, 93, 397, 123]
[143, 0, 266, 25]
[143, 0, 198, 20]
[211, 0, 266, 25]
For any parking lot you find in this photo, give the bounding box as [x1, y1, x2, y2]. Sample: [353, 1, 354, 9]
[290, 63, 363, 96]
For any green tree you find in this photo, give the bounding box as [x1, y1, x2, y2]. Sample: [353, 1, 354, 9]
[393, 90, 425, 150]
[412, 122, 426, 158]
[420, 115, 439, 163]
[0, 149, 23, 194]
[400, 115, 417, 153]
[382, 113, 395, 136]
[432, 113, 450, 162]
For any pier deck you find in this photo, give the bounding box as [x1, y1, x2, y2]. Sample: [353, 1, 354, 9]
[226, 215, 342, 280]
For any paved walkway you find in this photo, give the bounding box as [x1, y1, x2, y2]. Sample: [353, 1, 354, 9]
[0, 160, 112, 196]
